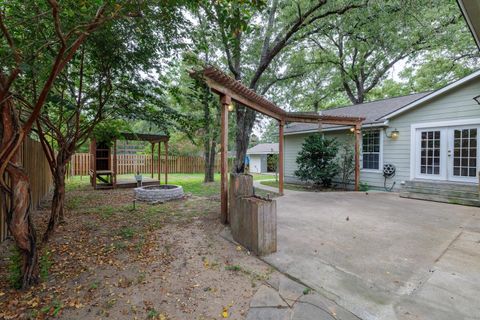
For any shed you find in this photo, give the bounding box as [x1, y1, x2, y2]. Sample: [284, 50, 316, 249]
[247, 143, 279, 173]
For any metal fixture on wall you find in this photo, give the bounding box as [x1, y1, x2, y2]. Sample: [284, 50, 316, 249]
[473, 95, 480, 105]
[384, 128, 399, 139]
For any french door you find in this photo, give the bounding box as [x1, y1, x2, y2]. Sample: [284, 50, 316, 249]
[415, 126, 479, 182]
[448, 127, 478, 182]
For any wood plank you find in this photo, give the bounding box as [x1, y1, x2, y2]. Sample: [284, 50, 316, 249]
[354, 124, 361, 191]
[220, 95, 229, 224]
[279, 121, 284, 195]
[165, 141, 168, 184]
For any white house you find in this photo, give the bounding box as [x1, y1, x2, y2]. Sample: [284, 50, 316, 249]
[247, 143, 279, 174]
[284, 70, 480, 206]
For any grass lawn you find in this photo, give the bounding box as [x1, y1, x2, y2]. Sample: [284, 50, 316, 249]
[68, 173, 276, 197]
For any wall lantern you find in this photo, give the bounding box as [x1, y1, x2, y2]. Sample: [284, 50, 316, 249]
[228, 104, 235, 112]
[473, 95, 480, 105]
[385, 128, 399, 139]
[349, 127, 360, 134]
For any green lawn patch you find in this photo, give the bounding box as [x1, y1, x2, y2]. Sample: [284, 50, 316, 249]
[68, 173, 275, 197]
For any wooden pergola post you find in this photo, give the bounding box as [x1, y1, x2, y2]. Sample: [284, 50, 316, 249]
[164, 141, 168, 184]
[150, 143, 154, 179]
[113, 139, 117, 188]
[220, 94, 231, 224]
[91, 139, 97, 189]
[278, 120, 285, 195]
[354, 123, 361, 191]
[158, 142, 161, 183]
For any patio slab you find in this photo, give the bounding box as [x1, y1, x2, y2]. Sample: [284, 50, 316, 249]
[259, 190, 480, 320]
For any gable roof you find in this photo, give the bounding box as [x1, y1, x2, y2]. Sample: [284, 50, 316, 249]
[285, 92, 430, 134]
[382, 69, 480, 120]
[247, 143, 279, 155]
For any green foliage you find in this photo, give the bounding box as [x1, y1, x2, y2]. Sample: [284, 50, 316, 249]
[273, 0, 479, 111]
[93, 120, 132, 146]
[295, 134, 339, 188]
[360, 181, 370, 192]
[338, 144, 355, 190]
[8, 247, 22, 289]
[225, 265, 242, 272]
[260, 120, 279, 143]
[267, 154, 278, 173]
[39, 249, 53, 282]
[118, 227, 136, 240]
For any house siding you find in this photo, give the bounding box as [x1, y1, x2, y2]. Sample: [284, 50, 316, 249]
[284, 77, 480, 190]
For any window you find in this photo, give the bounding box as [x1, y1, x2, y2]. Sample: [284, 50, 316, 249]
[362, 130, 381, 170]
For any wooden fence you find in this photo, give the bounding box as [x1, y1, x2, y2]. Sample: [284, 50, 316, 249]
[70, 153, 229, 176]
[1, 137, 53, 242]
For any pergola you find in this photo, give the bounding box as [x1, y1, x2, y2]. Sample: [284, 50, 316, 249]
[192, 67, 364, 223]
[89, 132, 169, 189]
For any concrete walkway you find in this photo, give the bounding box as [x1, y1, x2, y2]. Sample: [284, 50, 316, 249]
[252, 185, 480, 320]
[247, 273, 360, 320]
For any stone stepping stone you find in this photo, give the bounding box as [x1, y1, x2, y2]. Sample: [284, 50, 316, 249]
[246, 307, 291, 320]
[249, 285, 288, 308]
[278, 275, 308, 306]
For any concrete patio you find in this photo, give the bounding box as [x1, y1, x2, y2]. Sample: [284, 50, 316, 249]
[257, 187, 480, 320]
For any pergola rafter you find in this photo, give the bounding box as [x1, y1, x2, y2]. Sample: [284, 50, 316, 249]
[191, 67, 364, 224]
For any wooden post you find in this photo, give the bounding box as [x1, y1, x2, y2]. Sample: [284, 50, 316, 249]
[220, 94, 231, 224]
[278, 120, 284, 195]
[354, 123, 361, 191]
[113, 139, 117, 188]
[158, 142, 161, 183]
[165, 141, 168, 184]
[91, 139, 97, 189]
[151, 143, 154, 179]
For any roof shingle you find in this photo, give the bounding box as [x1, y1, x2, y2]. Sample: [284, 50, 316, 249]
[285, 92, 431, 134]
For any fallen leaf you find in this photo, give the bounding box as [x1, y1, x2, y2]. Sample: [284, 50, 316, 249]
[222, 306, 229, 318]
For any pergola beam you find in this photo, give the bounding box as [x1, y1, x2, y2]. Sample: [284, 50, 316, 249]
[205, 78, 283, 120]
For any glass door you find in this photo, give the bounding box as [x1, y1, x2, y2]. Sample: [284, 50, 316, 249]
[448, 127, 479, 182]
[415, 129, 447, 180]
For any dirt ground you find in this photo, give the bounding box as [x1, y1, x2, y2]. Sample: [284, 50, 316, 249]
[0, 183, 277, 319]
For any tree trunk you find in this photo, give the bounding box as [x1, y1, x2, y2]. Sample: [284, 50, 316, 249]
[43, 160, 67, 242]
[204, 139, 217, 182]
[204, 143, 212, 183]
[0, 97, 38, 288]
[6, 163, 39, 288]
[234, 107, 256, 173]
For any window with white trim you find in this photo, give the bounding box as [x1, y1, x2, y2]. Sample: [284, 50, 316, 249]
[362, 130, 381, 170]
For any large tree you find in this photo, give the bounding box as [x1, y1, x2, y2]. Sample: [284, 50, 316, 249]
[0, 0, 131, 288]
[33, 4, 186, 241]
[274, 0, 479, 111]
[202, 0, 365, 173]
[0, 0, 193, 288]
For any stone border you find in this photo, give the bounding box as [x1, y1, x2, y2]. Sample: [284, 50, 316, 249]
[134, 185, 184, 203]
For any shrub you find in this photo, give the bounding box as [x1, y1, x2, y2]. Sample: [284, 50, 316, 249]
[295, 134, 339, 187]
[360, 181, 370, 192]
[338, 143, 355, 190]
